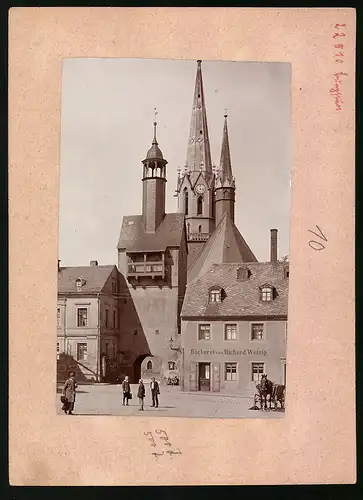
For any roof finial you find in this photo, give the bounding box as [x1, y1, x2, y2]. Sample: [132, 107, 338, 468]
[224, 108, 228, 119]
[197, 60, 202, 66]
[153, 107, 158, 145]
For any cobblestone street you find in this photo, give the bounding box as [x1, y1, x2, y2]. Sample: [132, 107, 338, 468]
[56, 383, 285, 419]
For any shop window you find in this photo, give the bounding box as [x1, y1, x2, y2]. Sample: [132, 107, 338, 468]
[251, 323, 265, 341]
[252, 362, 265, 382]
[198, 324, 211, 340]
[225, 362, 237, 381]
[225, 324, 237, 340]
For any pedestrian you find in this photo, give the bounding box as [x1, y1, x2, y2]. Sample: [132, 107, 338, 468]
[150, 377, 160, 408]
[62, 371, 78, 415]
[137, 379, 145, 411]
[122, 375, 131, 406]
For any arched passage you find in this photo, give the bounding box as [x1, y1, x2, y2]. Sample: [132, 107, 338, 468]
[133, 354, 151, 383]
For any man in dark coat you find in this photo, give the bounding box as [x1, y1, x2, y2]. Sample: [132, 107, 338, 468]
[121, 376, 131, 406]
[137, 379, 145, 411]
[150, 377, 160, 408]
[62, 371, 78, 415]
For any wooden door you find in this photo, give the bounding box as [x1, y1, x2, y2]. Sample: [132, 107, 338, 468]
[198, 362, 211, 391]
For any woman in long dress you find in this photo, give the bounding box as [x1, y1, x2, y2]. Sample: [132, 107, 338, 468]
[62, 371, 78, 415]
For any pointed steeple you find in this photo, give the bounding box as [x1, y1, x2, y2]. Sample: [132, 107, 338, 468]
[214, 112, 236, 225]
[185, 60, 213, 175]
[217, 112, 233, 184]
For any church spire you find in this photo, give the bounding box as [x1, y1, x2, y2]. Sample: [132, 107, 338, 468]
[214, 112, 235, 225]
[185, 60, 213, 175]
[218, 112, 233, 182]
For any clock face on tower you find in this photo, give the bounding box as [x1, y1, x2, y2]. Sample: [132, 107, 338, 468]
[196, 184, 206, 194]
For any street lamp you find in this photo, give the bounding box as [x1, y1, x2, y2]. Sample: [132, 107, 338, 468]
[169, 337, 184, 391]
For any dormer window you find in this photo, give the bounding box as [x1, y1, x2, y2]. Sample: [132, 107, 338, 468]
[209, 286, 223, 303]
[237, 267, 250, 281]
[259, 284, 275, 302]
[75, 277, 85, 291]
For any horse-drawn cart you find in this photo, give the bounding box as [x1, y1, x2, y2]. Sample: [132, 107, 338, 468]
[252, 376, 285, 411]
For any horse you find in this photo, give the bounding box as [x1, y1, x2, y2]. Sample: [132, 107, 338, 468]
[256, 375, 274, 410]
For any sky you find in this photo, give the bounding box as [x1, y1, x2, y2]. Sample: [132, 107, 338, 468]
[59, 58, 291, 267]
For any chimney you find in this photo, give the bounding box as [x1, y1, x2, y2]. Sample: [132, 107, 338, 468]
[270, 229, 278, 263]
[90, 260, 98, 267]
[58, 259, 61, 271]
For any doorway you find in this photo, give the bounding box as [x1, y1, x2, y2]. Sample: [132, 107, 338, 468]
[198, 362, 211, 391]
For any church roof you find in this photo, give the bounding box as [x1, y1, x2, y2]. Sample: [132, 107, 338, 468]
[182, 261, 289, 318]
[117, 213, 185, 253]
[187, 212, 257, 281]
[58, 265, 116, 294]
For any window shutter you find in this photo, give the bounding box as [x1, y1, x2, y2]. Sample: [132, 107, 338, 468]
[211, 362, 220, 392]
[189, 361, 198, 391]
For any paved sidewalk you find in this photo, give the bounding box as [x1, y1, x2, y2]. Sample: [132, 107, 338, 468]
[56, 383, 284, 419]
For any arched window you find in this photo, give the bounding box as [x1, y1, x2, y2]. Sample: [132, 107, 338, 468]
[197, 196, 203, 215]
[198, 225, 202, 233]
[147, 360, 153, 370]
[184, 188, 189, 215]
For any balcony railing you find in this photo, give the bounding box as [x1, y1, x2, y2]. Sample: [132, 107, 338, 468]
[127, 262, 165, 278]
[187, 232, 210, 242]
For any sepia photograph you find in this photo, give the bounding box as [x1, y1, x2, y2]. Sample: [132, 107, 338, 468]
[57, 57, 291, 418]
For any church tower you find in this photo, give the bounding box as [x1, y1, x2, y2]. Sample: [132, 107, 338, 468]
[214, 113, 235, 225]
[142, 118, 167, 233]
[176, 60, 216, 265]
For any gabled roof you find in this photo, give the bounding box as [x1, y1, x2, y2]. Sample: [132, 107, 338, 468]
[182, 262, 289, 318]
[187, 212, 257, 281]
[58, 265, 116, 294]
[117, 213, 185, 253]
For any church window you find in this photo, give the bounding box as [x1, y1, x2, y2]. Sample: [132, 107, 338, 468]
[184, 188, 189, 215]
[209, 288, 222, 303]
[197, 196, 203, 215]
[260, 285, 274, 302]
[147, 360, 153, 370]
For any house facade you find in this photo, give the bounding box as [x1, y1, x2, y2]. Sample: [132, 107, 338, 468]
[57, 261, 126, 383]
[180, 258, 288, 393]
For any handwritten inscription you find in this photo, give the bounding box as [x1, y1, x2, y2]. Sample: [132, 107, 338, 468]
[329, 23, 348, 111]
[144, 430, 182, 460]
[308, 225, 327, 251]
